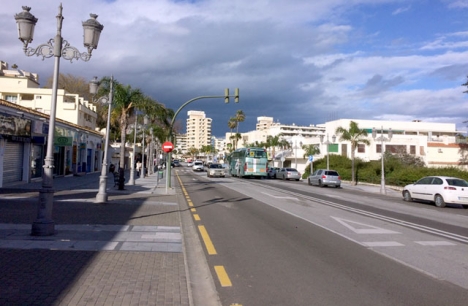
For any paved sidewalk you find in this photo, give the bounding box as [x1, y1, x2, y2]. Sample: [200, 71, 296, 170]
[0, 169, 193, 306]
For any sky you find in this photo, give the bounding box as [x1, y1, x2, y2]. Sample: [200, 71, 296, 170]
[2, 0, 468, 137]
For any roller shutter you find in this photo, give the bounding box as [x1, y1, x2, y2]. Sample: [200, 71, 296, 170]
[3, 141, 23, 184]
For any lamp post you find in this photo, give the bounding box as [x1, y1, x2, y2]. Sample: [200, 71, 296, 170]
[90, 76, 114, 203]
[142, 116, 148, 178]
[128, 111, 138, 185]
[320, 134, 336, 170]
[14, 5, 103, 236]
[289, 139, 303, 169]
[372, 126, 393, 194]
[149, 129, 154, 175]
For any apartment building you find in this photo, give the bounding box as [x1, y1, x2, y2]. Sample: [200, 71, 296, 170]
[0, 61, 104, 186]
[0, 61, 98, 129]
[226, 116, 466, 175]
[186, 110, 212, 150]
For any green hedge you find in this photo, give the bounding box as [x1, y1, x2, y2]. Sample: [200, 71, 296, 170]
[301, 155, 468, 186]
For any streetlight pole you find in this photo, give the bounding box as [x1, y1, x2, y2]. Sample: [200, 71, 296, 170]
[14, 5, 103, 236]
[372, 126, 393, 194]
[90, 76, 114, 203]
[142, 116, 148, 178]
[128, 111, 138, 185]
[166, 88, 239, 192]
[320, 134, 336, 170]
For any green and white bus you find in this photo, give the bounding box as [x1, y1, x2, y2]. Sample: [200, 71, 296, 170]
[227, 147, 268, 178]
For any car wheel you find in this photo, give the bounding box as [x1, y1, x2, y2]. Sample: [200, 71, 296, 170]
[283, 176, 286, 180]
[434, 194, 446, 208]
[318, 180, 323, 187]
[335, 185, 340, 188]
[403, 190, 413, 202]
[295, 179, 299, 181]
[308, 178, 311, 186]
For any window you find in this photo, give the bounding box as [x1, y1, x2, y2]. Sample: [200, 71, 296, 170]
[410, 145, 416, 155]
[357, 144, 365, 153]
[5, 95, 18, 103]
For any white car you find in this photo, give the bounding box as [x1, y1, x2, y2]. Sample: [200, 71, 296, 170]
[402, 176, 468, 208]
[207, 163, 225, 178]
[192, 161, 204, 172]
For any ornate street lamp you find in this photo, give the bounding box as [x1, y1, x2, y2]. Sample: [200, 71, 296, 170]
[372, 126, 393, 194]
[14, 5, 103, 236]
[90, 76, 114, 203]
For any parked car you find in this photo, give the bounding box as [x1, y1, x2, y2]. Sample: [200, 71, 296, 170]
[402, 176, 468, 208]
[171, 160, 180, 167]
[308, 169, 341, 188]
[192, 160, 204, 172]
[267, 167, 280, 179]
[187, 161, 194, 167]
[276, 168, 301, 181]
[207, 163, 225, 178]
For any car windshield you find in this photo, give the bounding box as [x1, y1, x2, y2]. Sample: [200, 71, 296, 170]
[446, 178, 468, 187]
[325, 171, 339, 176]
[210, 164, 223, 168]
[286, 168, 297, 171]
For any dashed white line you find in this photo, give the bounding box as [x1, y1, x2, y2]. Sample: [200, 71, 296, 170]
[415, 241, 457, 246]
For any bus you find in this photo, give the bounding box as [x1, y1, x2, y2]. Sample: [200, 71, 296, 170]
[227, 147, 268, 178]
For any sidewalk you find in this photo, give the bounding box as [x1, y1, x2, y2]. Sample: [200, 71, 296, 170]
[0, 169, 194, 306]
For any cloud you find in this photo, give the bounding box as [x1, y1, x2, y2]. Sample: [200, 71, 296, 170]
[2, 0, 468, 137]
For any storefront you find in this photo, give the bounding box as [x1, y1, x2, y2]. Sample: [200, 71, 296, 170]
[0, 112, 32, 185]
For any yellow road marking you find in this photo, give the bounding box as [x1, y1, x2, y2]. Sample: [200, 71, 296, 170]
[214, 266, 232, 287]
[198, 225, 217, 255]
[193, 214, 200, 221]
[191, 208, 196, 212]
[187, 200, 193, 207]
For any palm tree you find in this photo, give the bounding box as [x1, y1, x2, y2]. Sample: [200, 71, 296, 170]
[335, 121, 370, 185]
[302, 144, 320, 159]
[266, 134, 284, 161]
[234, 110, 245, 133]
[227, 117, 237, 148]
[187, 147, 199, 160]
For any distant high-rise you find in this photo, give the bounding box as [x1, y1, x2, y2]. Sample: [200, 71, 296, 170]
[186, 110, 212, 149]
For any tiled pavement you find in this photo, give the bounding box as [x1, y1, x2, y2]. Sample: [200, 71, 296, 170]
[0, 170, 193, 306]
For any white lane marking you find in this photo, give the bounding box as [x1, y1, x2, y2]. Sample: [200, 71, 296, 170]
[415, 241, 457, 246]
[261, 192, 298, 200]
[363, 241, 404, 247]
[331, 216, 401, 234]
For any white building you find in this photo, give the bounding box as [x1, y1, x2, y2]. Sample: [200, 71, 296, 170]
[225, 116, 466, 176]
[186, 110, 212, 150]
[0, 61, 105, 186]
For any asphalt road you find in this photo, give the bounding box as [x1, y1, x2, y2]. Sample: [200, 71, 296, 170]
[176, 168, 468, 306]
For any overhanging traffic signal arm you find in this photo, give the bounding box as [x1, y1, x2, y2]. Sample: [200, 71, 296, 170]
[235, 88, 239, 103]
[225, 88, 229, 103]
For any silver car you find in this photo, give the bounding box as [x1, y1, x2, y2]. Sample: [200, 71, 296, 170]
[207, 163, 225, 178]
[308, 169, 341, 188]
[277, 168, 301, 181]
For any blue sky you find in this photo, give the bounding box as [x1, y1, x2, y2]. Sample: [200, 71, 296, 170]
[1, 0, 468, 137]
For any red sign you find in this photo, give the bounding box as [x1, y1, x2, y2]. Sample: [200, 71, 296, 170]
[162, 141, 174, 153]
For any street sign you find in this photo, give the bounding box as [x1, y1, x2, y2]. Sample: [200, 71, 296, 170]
[162, 141, 174, 153]
[308, 155, 314, 162]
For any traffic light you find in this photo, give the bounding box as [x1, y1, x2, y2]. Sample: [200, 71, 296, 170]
[234, 88, 239, 103]
[225, 88, 229, 103]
